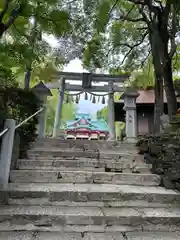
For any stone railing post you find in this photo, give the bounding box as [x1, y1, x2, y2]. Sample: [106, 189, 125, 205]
[0, 119, 15, 189]
[123, 90, 139, 142]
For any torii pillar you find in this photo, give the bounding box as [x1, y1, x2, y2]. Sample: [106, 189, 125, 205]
[52, 79, 65, 138]
[108, 80, 116, 140]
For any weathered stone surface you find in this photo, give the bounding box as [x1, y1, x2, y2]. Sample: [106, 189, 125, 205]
[10, 170, 160, 185]
[2, 138, 180, 238]
[0, 231, 82, 240]
[34, 138, 136, 151]
[0, 206, 180, 230]
[126, 232, 180, 239]
[28, 149, 99, 159]
[3, 183, 180, 205]
[28, 147, 137, 161]
[16, 159, 149, 173]
[84, 233, 124, 240]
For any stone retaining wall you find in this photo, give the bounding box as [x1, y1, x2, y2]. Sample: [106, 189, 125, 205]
[137, 133, 180, 191]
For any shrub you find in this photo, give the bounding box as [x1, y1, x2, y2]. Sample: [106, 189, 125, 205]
[137, 133, 180, 191]
[0, 87, 41, 158]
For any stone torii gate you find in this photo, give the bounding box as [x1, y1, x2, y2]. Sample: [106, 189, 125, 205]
[44, 71, 139, 142]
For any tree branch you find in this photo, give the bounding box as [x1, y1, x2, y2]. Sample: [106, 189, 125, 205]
[121, 31, 148, 64]
[109, 0, 120, 16]
[116, 4, 145, 22]
[0, 0, 10, 22]
[169, 5, 177, 58]
[141, 47, 151, 67]
[0, 2, 25, 37]
[12, 23, 29, 40]
[154, 0, 163, 10]
[137, 5, 151, 26]
[114, 15, 144, 22]
[107, 31, 148, 66]
[127, 0, 147, 5]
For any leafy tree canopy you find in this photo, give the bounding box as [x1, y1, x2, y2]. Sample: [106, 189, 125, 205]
[0, 0, 85, 88]
[82, 0, 180, 72]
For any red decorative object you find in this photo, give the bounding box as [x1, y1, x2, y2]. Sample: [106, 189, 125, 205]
[177, 108, 180, 114]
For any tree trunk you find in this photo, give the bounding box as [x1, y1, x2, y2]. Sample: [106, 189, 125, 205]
[0, 22, 5, 38]
[24, 68, 31, 90]
[24, 17, 38, 90]
[149, 32, 164, 133]
[158, 12, 177, 119]
[153, 73, 164, 133]
[163, 56, 177, 119]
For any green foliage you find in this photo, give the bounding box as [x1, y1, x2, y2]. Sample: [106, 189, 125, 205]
[129, 57, 155, 89]
[174, 79, 180, 95]
[0, 0, 81, 88]
[0, 87, 41, 158]
[173, 44, 180, 71]
[83, 35, 104, 70]
[0, 0, 72, 38]
[97, 107, 108, 122]
[82, 0, 180, 75]
[94, 1, 110, 34]
[82, 0, 149, 71]
[0, 67, 19, 87]
[30, 55, 62, 84]
[97, 104, 125, 140]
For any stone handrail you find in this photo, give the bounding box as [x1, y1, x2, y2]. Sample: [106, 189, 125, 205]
[15, 108, 44, 129]
[0, 128, 8, 138]
[0, 107, 44, 189]
[0, 108, 44, 137]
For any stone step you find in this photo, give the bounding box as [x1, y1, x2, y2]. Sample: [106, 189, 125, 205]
[28, 148, 135, 160]
[2, 183, 180, 207]
[0, 231, 179, 240]
[16, 159, 151, 173]
[35, 138, 136, 150]
[17, 166, 106, 172]
[0, 224, 179, 235]
[15, 166, 151, 174]
[28, 155, 135, 162]
[6, 199, 178, 208]
[35, 140, 136, 146]
[0, 232, 81, 240]
[9, 170, 160, 185]
[0, 205, 179, 232]
[34, 146, 137, 154]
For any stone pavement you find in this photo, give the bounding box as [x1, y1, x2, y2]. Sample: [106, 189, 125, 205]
[0, 138, 180, 239]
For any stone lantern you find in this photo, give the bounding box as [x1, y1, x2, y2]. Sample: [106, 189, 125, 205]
[121, 89, 139, 142]
[32, 81, 52, 138]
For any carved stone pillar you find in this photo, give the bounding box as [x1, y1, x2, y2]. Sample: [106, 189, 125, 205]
[123, 90, 139, 142]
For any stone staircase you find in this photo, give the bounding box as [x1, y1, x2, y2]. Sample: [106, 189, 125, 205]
[0, 138, 180, 239]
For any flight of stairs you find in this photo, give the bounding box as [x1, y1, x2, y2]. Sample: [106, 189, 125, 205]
[0, 138, 180, 239]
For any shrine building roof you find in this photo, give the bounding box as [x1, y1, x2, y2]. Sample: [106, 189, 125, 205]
[66, 113, 109, 132]
[119, 90, 180, 104]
